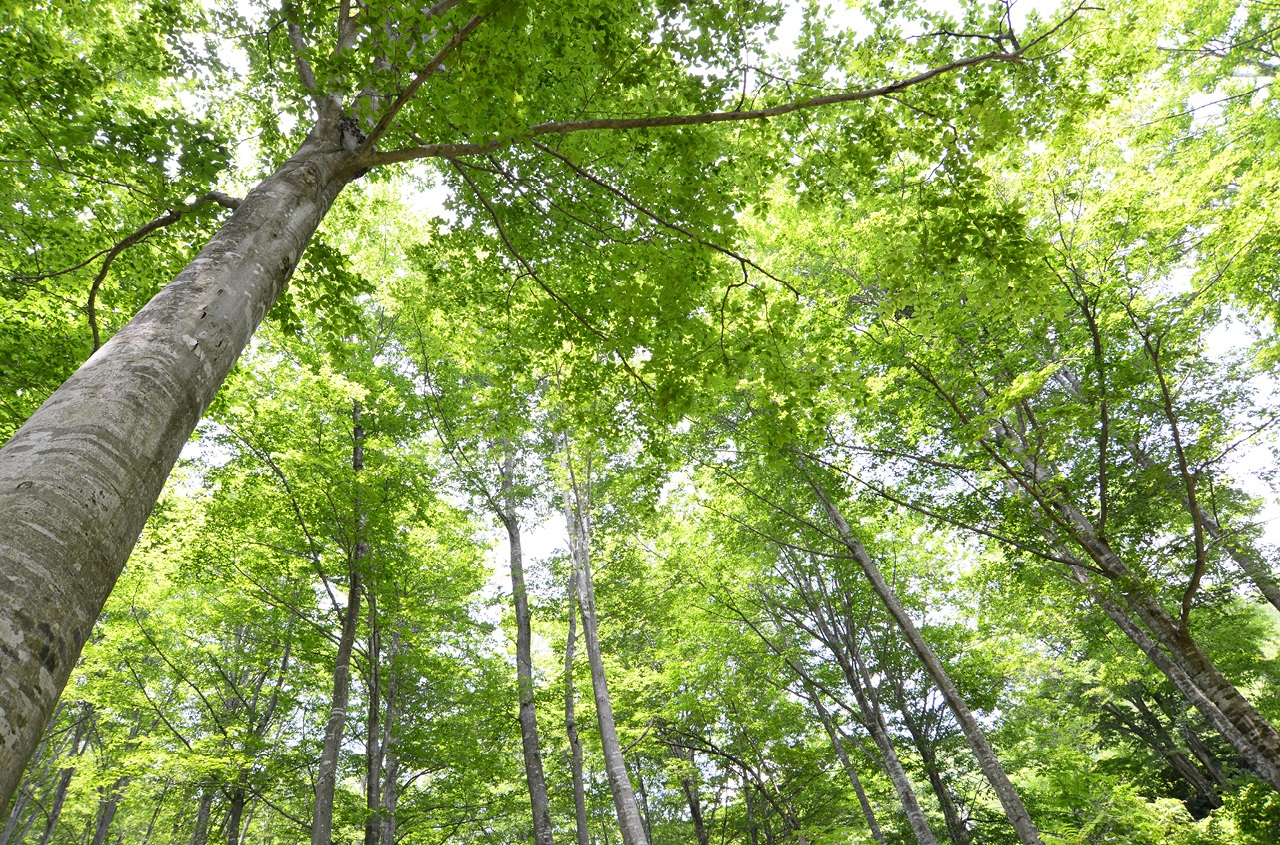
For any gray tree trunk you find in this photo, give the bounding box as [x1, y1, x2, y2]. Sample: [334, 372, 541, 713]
[811, 480, 1044, 845]
[565, 573, 591, 845]
[364, 594, 382, 845]
[188, 790, 213, 845]
[500, 449, 555, 845]
[379, 628, 401, 845]
[563, 462, 649, 845]
[312, 401, 369, 845]
[0, 96, 364, 815]
[809, 690, 884, 844]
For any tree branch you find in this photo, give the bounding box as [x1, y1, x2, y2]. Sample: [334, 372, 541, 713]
[361, 13, 487, 150]
[371, 47, 1025, 165]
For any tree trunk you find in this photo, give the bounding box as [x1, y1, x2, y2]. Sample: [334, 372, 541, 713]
[809, 691, 884, 844]
[0, 788, 30, 845]
[91, 776, 129, 845]
[0, 96, 364, 814]
[379, 628, 401, 845]
[791, 565, 937, 845]
[501, 444, 555, 845]
[188, 789, 213, 845]
[226, 787, 245, 845]
[565, 572, 591, 845]
[810, 479, 1044, 845]
[364, 593, 382, 845]
[674, 749, 709, 845]
[312, 401, 370, 845]
[563, 466, 649, 845]
[634, 763, 654, 844]
[1059, 546, 1280, 789]
[744, 782, 760, 845]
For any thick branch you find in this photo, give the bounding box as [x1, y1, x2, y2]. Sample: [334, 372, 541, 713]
[371, 48, 1024, 165]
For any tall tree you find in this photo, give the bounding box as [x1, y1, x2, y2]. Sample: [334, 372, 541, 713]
[0, 0, 1064, 804]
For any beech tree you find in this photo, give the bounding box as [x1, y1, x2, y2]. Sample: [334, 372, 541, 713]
[0, 0, 1062, 807]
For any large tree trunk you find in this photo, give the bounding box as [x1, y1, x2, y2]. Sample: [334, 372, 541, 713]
[810, 480, 1044, 845]
[0, 96, 364, 814]
[501, 448, 556, 845]
[312, 401, 370, 845]
[565, 573, 591, 845]
[563, 463, 649, 845]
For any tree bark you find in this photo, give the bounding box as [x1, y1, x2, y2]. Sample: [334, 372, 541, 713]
[90, 775, 129, 845]
[565, 572, 591, 845]
[0, 96, 365, 815]
[674, 748, 710, 845]
[1056, 541, 1280, 790]
[501, 447, 555, 845]
[810, 479, 1044, 845]
[810, 692, 884, 844]
[189, 789, 213, 845]
[819, 612, 936, 845]
[312, 401, 369, 845]
[563, 459, 649, 845]
[379, 628, 401, 845]
[226, 786, 245, 845]
[364, 592, 382, 845]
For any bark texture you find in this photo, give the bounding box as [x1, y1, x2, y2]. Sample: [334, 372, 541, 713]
[0, 96, 365, 814]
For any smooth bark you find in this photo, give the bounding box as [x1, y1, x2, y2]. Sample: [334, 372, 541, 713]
[0, 97, 364, 814]
[563, 460, 649, 845]
[811, 479, 1045, 845]
[312, 401, 369, 845]
[501, 449, 555, 845]
[565, 573, 591, 845]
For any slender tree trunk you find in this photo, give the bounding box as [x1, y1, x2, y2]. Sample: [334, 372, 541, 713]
[992, 432, 1280, 787]
[675, 749, 710, 845]
[810, 479, 1044, 845]
[90, 776, 130, 845]
[0, 97, 364, 814]
[563, 457, 649, 845]
[1178, 719, 1228, 788]
[188, 789, 213, 845]
[312, 401, 369, 845]
[1060, 549, 1280, 789]
[226, 787, 245, 845]
[634, 764, 654, 844]
[379, 628, 400, 845]
[364, 593, 382, 845]
[565, 573, 591, 845]
[793, 573, 937, 845]
[0, 788, 29, 845]
[500, 446, 556, 845]
[809, 691, 884, 844]
[744, 782, 760, 845]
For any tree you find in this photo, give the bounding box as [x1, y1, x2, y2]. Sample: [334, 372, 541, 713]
[0, 0, 1060, 809]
